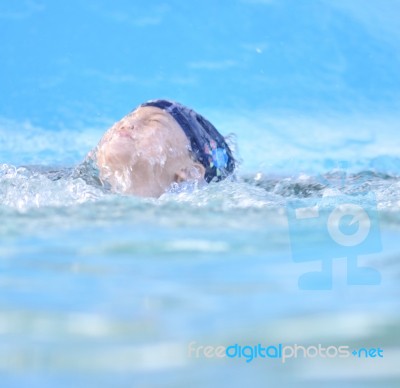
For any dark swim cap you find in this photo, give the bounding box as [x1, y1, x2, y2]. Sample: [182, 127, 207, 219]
[140, 99, 235, 183]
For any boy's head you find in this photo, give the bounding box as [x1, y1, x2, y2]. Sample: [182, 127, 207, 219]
[94, 100, 235, 197]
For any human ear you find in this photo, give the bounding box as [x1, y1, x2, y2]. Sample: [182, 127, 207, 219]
[191, 162, 205, 179]
[174, 163, 205, 183]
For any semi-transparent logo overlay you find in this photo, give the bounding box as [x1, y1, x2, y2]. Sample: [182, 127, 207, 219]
[286, 170, 382, 290]
[188, 342, 384, 363]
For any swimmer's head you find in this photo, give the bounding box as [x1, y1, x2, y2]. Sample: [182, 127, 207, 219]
[94, 100, 235, 197]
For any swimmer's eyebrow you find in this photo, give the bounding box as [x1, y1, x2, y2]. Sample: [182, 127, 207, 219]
[144, 113, 169, 124]
[149, 112, 167, 119]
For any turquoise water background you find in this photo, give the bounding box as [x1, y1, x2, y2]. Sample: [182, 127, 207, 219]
[1, 1, 400, 387]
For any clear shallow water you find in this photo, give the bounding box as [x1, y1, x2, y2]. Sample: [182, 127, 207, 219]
[1, 152, 400, 387]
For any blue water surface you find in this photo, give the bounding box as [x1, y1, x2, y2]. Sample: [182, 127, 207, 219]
[1, 1, 400, 387]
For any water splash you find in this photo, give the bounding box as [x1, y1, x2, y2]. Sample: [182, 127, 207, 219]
[0, 162, 107, 211]
[1, 160, 399, 215]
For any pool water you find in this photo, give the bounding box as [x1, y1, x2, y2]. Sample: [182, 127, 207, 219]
[1, 131, 400, 387]
[2, 0, 400, 386]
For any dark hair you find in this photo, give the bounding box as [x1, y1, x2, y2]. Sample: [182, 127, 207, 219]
[140, 99, 235, 182]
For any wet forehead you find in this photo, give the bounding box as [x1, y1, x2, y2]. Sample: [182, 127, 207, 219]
[131, 106, 189, 145]
[132, 106, 173, 124]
